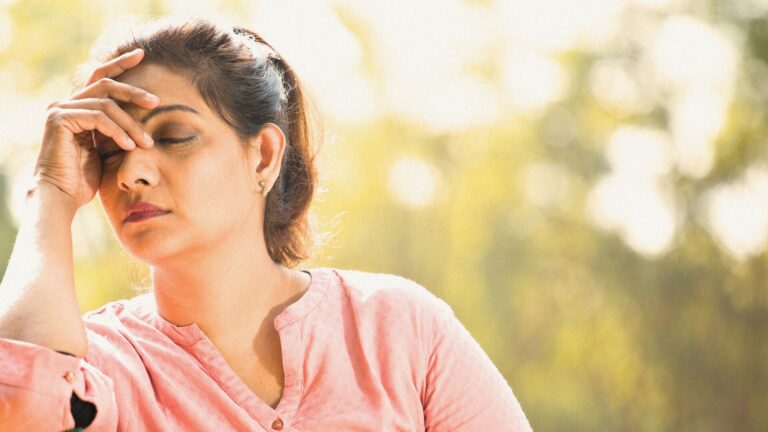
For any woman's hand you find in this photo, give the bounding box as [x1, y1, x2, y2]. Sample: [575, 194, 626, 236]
[32, 48, 158, 210]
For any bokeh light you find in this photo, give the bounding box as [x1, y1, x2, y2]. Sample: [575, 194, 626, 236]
[387, 157, 441, 208]
[705, 166, 768, 261]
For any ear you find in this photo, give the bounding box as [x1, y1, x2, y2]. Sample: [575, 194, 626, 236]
[245, 123, 287, 194]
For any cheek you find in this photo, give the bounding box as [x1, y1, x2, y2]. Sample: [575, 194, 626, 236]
[179, 155, 253, 211]
[97, 185, 119, 222]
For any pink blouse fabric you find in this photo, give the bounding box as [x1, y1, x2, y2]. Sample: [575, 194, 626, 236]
[0, 267, 533, 431]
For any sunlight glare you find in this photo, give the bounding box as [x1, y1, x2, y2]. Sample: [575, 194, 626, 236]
[499, 0, 625, 51]
[163, 0, 221, 17]
[606, 126, 673, 178]
[648, 16, 738, 178]
[388, 157, 441, 208]
[587, 124, 678, 256]
[589, 60, 653, 115]
[669, 90, 728, 178]
[248, 0, 378, 122]
[587, 174, 677, 256]
[704, 166, 768, 261]
[0, 9, 13, 53]
[502, 49, 566, 115]
[649, 15, 738, 91]
[346, 0, 500, 131]
[628, 0, 674, 10]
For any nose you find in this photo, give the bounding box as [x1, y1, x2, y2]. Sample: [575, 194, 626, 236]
[116, 147, 160, 193]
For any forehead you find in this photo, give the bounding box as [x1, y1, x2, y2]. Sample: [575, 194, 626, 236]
[115, 63, 209, 117]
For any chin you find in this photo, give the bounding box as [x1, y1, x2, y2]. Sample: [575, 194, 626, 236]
[118, 227, 181, 265]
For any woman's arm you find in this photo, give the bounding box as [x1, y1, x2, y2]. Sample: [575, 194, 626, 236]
[0, 197, 117, 429]
[0, 181, 87, 356]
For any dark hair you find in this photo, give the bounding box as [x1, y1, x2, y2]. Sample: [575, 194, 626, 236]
[78, 18, 322, 268]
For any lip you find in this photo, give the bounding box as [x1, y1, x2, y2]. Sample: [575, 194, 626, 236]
[123, 201, 171, 223]
[125, 210, 171, 223]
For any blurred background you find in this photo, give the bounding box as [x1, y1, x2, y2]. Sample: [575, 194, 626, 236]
[1, 0, 767, 430]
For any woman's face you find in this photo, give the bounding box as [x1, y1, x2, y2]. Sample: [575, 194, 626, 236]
[97, 63, 263, 265]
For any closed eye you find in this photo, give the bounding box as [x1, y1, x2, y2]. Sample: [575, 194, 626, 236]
[157, 136, 196, 144]
[99, 136, 196, 162]
[98, 148, 123, 161]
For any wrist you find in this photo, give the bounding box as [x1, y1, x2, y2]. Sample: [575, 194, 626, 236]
[25, 181, 79, 221]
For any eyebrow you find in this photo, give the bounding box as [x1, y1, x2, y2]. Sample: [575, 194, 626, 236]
[139, 104, 201, 124]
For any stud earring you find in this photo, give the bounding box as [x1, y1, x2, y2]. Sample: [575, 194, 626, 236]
[258, 180, 267, 196]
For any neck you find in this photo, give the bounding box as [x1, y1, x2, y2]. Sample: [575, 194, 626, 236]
[149, 233, 299, 348]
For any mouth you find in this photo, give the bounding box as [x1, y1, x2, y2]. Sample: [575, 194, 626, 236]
[124, 210, 171, 223]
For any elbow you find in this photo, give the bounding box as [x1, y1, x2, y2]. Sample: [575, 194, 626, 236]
[53, 339, 89, 359]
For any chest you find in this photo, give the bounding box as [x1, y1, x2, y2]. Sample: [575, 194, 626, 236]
[218, 339, 286, 409]
[237, 365, 284, 409]
[115, 319, 426, 430]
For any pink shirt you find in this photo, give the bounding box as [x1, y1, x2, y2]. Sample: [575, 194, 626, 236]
[0, 267, 532, 431]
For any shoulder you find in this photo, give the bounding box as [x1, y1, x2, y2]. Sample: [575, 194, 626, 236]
[328, 267, 454, 323]
[77, 295, 155, 371]
[82, 293, 151, 327]
[324, 268, 459, 375]
[80, 294, 159, 355]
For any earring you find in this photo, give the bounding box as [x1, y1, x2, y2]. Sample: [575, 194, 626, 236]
[258, 180, 267, 196]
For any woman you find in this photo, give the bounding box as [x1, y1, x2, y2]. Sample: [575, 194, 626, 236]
[0, 18, 532, 431]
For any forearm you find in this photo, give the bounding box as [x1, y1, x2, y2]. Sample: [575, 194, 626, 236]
[0, 182, 87, 357]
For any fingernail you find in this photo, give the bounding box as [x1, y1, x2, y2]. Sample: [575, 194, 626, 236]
[143, 132, 153, 146]
[144, 93, 159, 103]
[127, 138, 137, 149]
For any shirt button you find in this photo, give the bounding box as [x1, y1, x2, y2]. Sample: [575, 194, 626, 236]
[63, 371, 75, 383]
[271, 417, 284, 430]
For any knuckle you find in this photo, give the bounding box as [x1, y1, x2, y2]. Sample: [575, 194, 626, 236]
[46, 107, 62, 123]
[86, 71, 100, 84]
[48, 113, 66, 128]
[99, 97, 116, 110]
[93, 110, 108, 122]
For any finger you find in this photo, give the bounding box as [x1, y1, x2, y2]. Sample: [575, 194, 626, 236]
[54, 98, 154, 148]
[72, 78, 159, 110]
[55, 109, 137, 151]
[86, 48, 145, 86]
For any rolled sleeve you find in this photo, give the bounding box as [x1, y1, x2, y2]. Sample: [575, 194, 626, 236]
[0, 337, 117, 431]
